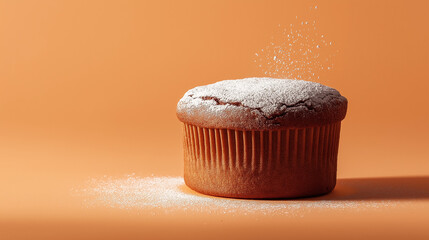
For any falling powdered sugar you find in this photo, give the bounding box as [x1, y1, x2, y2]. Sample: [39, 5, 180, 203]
[254, 5, 337, 81]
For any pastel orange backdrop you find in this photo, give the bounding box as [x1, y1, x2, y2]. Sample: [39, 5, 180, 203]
[1, 0, 428, 239]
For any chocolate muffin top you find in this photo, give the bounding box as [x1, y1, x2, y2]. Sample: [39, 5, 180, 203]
[176, 77, 347, 130]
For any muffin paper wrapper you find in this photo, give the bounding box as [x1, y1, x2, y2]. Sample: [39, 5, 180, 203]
[182, 122, 342, 198]
[183, 123, 341, 173]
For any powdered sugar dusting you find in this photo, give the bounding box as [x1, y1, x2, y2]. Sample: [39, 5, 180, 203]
[177, 77, 340, 119]
[75, 175, 398, 216]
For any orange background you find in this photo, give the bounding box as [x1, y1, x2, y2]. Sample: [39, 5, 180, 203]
[1, 0, 429, 239]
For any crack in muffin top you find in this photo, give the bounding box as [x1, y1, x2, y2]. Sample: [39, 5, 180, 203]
[177, 77, 347, 130]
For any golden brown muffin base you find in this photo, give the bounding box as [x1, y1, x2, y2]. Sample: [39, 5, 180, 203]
[183, 122, 342, 199]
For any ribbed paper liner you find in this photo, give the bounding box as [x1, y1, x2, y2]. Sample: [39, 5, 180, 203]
[183, 122, 342, 199]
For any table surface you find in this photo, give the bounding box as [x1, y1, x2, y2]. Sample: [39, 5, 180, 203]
[1, 131, 428, 240]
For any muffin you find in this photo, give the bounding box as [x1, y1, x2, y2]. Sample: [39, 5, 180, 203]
[176, 77, 347, 199]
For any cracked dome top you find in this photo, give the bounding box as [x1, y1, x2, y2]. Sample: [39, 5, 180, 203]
[176, 77, 347, 130]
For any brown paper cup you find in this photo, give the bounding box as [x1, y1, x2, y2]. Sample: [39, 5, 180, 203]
[183, 122, 342, 199]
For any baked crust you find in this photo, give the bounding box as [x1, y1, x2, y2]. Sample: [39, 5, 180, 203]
[177, 78, 347, 130]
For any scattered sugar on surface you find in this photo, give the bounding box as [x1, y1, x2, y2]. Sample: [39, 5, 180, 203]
[254, 5, 337, 81]
[75, 175, 397, 216]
